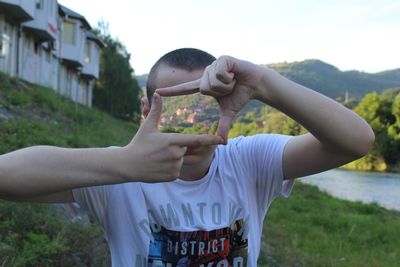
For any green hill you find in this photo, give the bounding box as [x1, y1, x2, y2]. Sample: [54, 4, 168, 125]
[267, 59, 400, 99]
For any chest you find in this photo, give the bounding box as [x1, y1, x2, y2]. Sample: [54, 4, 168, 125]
[139, 175, 252, 231]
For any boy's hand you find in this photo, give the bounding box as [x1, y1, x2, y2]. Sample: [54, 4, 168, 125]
[156, 56, 264, 143]
[122, 93, 223, 182]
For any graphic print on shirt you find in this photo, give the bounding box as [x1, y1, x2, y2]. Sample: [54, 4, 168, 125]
[147, 219, 248, 266]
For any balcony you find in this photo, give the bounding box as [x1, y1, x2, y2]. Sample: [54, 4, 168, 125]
[81, 32, 104, 79]
[60, 42, 85, 68]
[0, 0, 35, 22]
[59, 26, 86, 68]
[58, 5, 91, 69]
[22, 3, 57, 42]
[81, 58, 99, 79]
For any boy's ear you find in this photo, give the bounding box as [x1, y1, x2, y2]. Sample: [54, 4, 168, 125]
[141, 97, 150, 119]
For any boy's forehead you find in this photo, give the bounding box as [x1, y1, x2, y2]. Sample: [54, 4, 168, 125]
[154, 65, 204, 89]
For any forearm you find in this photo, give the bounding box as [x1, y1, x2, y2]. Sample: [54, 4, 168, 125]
[0, 146, 127, 198]
[254, 67, 374, 156]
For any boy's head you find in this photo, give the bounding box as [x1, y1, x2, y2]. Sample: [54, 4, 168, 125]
[142, 48, 218, 174]
[146, 48, 216, 106]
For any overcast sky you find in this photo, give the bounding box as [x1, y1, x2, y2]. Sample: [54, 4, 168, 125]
[58, 0, 400, 75]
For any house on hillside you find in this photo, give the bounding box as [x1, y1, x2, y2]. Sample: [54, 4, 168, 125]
[0, 0, 103, 107]
[20, 0, 58, 88]
[58, 4, 104, 107]
[81, 30, 103, 106]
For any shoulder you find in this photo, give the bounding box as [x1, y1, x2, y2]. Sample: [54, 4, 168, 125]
[223, 134, 292, 148]
[215, 134, 289, 157]
[215, 134, 292, 165]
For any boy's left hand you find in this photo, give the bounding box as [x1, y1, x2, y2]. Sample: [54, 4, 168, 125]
[156, 56, 263, 143]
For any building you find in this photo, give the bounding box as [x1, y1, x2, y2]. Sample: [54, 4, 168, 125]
[58, 4, 104, 107]
[0, 0, 35, 77]
[0, 0, 103, 107]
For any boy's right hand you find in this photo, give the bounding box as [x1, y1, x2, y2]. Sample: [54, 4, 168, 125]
[120, 93, 223, 182]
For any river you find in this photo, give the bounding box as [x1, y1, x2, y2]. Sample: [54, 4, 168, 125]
[300, 169, 400, 211]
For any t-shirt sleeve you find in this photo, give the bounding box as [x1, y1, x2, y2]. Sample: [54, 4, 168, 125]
[72, 185, 113, 225]
[235, 134, 294, 212]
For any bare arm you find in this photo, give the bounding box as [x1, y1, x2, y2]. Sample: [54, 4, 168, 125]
[0, 146, 128, 202]
[0, 93, 223, 202]
[253, 67, 375, 179]
[156, 56, 375, 179]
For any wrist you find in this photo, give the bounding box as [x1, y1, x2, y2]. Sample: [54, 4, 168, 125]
[252, 67, 277, 104]
[114, 146, 143, 182]
[99, 146, 138, 183]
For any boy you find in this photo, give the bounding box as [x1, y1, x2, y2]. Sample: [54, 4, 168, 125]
[0, 48, 374, 266]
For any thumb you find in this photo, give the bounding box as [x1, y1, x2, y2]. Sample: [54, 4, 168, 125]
[143, 93, 162, 129]
[217, 109, 236, 144]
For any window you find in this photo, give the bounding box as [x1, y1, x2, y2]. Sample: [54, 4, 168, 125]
[36, 0, 44, 9]
[45, 50, 51, 62]
[0, 34, 4, 57]
[1, 28, 10, 57]
[34, 41, 40, 54]
[42, 42, 52, 62]
[62, 21, 75, 45]
[85, 42, 91, 63]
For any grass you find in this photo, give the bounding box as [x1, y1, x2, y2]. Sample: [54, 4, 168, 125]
[1, 72, 399, 266]
[0, 72, 136, 266]
[260, 182, 400, 267]
[0, 72, 136, 153]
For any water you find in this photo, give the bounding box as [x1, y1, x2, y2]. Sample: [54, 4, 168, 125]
[300, 169, 400, 211]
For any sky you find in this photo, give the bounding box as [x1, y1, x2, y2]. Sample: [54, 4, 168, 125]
[58, 0, 400, 75]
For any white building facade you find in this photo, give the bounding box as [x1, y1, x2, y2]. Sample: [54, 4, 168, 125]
[0, 0, 103, 107]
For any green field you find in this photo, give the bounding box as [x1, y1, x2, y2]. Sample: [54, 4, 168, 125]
[1, 73, 399, 266]
[260, 182, 400, 267]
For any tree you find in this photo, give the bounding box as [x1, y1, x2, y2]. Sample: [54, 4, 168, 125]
[354, 90, 400, 168]
[93, 22, 141, 121]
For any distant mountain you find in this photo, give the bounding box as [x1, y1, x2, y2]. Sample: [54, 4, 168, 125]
[137, 60, 400, 126]
[266, 59, 400, 99]
[134, 74, 148, 92]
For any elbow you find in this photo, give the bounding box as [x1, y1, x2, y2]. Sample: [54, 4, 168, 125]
[352, 125, 375, 159]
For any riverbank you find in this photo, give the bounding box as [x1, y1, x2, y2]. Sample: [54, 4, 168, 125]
[301, 168, 400, 211]
[259, 182, 400, 267]
[344, 154, 400, 173]
[343, 153, 387, 172]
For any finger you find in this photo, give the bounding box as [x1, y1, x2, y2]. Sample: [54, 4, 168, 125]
[199, 65, 229, 97]
[143, 93, 162, 129]
[168, 133, 224, 147]
[199, 66, 212, 95]
[200, 64, 235, 97]
[215, 59, 235, 84]
[140, 97, 148, 121]
[217, 110, 236, 144]
[156, 80, 201, 96]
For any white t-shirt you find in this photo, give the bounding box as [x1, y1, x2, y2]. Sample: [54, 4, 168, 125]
[73, 134, 294, 267]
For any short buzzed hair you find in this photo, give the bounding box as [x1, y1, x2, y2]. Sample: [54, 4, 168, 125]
[146, 48, 216, 104]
